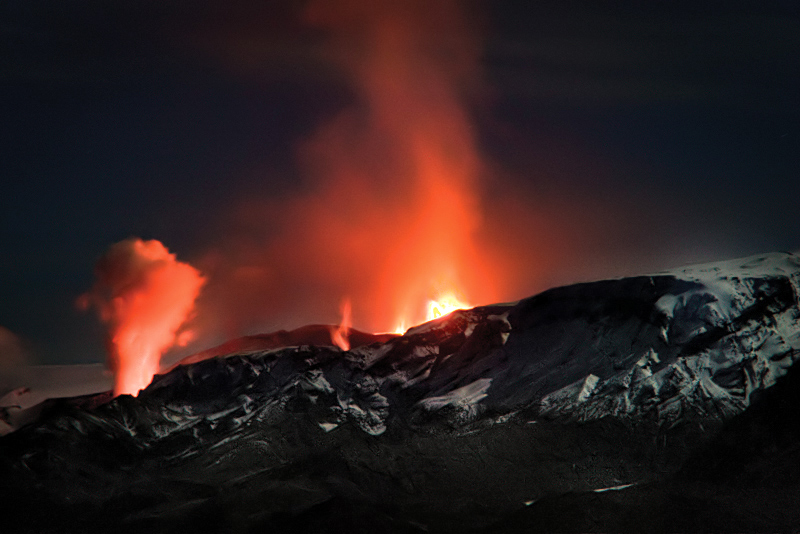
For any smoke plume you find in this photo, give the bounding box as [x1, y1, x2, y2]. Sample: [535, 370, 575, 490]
[193, 0, 513, 339]
[186, 0, 630, 347]
[330, 298, 352, 350]
[80, 238, 205, 396]
[303, 0, 495, 330]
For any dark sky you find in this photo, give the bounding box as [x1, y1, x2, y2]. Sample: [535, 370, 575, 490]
[2, 0, 799, 365]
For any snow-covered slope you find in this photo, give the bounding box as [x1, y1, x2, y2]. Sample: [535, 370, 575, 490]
[2, 252, 799, 532]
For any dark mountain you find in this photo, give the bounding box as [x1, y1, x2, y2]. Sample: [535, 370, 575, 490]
[172, 325, 398, 368]
[2, 252, 799, 533]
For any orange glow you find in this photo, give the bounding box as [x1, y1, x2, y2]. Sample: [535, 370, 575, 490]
[426, 292, 470, 321]
[330, 298, 352, 351]
[392, 322, 407, 335]
[193, 1, 593, 344]
[81, 238, 205, 396]
[175, 329, 197, 348]
[301, 0, 495, 331]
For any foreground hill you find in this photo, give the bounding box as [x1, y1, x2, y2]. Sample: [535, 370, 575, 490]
[2, 252, 799, 532]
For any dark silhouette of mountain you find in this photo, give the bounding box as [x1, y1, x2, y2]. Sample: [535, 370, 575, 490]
[1, 252, 799, 533]
[174, 325, 398, 367]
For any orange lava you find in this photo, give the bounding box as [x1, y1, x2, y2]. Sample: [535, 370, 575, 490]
[80, 238, 205, 396]
[426, 292, 471, 322]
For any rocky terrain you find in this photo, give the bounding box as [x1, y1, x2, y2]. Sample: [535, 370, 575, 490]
[2, 252, 799, 532]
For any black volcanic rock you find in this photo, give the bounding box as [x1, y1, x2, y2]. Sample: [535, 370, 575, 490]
[1, 253, 800, 533]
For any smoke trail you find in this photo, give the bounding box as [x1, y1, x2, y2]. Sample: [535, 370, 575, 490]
[79, 238, 205, 396]
[329, 298, 352, 350]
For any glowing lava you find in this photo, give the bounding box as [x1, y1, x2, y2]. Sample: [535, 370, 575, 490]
[388, 292, 471, 334]
[427, 292, 470, 321]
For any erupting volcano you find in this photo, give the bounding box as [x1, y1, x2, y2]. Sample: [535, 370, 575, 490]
[78, 1, 493, 396]
[5, 253, 800, 533]
[3, 0, 798, 532]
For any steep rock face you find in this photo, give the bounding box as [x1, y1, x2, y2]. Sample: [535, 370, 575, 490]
[1, 252, 799, 532]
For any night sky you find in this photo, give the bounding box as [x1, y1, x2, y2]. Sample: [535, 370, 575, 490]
[2, 0, 799, 367]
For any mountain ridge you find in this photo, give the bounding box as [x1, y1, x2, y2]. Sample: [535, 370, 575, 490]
[2, 251, 799, 532]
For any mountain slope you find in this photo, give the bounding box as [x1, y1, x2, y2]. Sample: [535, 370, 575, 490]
[1, 252, 799, 532]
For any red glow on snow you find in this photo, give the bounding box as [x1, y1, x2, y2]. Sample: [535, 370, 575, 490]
[80, 238, 205, 396]
[330, 299, 352, 350]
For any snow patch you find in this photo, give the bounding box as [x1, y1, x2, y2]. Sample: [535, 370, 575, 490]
[418, 378, 493, 410]
[593, 483, 636, 493]
[411, 345, 439, 359]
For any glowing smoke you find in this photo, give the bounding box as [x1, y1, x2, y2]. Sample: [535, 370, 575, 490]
[187, 0, 619, 345]
[80, 238, 205, 396]
[304, 0, 495, 331]
[194, 0, 507, 338]
[330, 298, 352, 350]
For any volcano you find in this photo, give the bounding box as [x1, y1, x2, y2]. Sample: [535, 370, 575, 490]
[2, 252, 800, 532]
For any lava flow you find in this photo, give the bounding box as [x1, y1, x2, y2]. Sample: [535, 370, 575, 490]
[391, 293, 471, 335]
